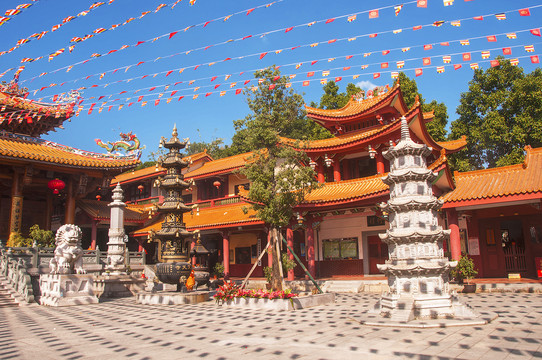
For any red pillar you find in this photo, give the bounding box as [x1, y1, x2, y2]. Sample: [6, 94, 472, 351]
[90, 219, 98, 250]
[138, 239, 144, 252]
[376, 152, 385, 174]
[306, 219, 316, 278]
[316, 160, 325, 183]
[333, 158, 341, 182]
[446, 208, 461, 260]
[342, 159, 350, 180]
[222, 231, 230, 279]
[191, 238, 196, 266]
[286, 227, 294, 281]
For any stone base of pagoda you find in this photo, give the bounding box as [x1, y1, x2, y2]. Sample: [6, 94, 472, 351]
[376, 292, 479, 322]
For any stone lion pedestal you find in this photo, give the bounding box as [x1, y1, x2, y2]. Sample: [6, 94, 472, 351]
[39, 274, 98, 306]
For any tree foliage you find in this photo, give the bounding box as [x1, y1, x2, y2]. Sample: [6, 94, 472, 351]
[317, 81, 362, 110]
[239, 66, 319, 290]
[394, 72, 448, 142]
[448, 57, 542, 170]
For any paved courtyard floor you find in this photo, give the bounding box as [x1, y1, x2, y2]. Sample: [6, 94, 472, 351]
[0, 293, 540, 360]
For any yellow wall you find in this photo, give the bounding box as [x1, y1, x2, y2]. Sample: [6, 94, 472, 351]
[228, 173, 249, 197]
[230, 232, 258, 264]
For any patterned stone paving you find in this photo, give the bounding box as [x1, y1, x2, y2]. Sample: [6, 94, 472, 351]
[0, 293, 540, 359]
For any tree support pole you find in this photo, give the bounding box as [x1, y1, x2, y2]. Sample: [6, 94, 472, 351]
[240, 240, 271, 289]
[280, 234, 323, 294]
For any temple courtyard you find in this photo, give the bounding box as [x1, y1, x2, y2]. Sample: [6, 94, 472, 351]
[0, 292, 540, 360]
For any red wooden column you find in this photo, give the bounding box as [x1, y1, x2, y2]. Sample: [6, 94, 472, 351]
[333, 158, 341, 182]
[9, 170, 23, 236]
[286, 227, 294, 281]
[446, 208, 461, 260]
[90, 219, 98, 250]
[316, 160, 325, 184]
[190, 238, 196, 266]
[306, 218, 316, 278]
[65, 177, 76, 224]
[376, 152, 385, 174]
[342, 159, 350, 180]
[222, 231, 230, 279]
[137, 239, 144, 252]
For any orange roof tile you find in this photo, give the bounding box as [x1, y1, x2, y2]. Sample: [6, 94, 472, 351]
[302, 173, 388, 204]
[0, 92, 74, 136]
[133, 201, 263, 236]
[305, 83, 401, 119]
[0, 132, 139, 170]
[441, 146, 542, 205]
[185, 151, 254, 179]
[435, 136, 467, 152]
[78, 200, 146, 222]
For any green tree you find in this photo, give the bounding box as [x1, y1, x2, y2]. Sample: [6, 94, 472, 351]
[449, 57, 542, 170]
[394, 72, 448, 141]
[239, 66, 319, 291]
[317, 80, 362, 110]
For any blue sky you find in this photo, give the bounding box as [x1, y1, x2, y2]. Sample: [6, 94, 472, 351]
[1, 0, 540, 160]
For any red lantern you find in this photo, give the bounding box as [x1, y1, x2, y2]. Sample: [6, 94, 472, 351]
[213, 180, 221, 189]
[47, 178, 65, 194]
[96, 194, 102, 201]
[138, 184, 144, 193]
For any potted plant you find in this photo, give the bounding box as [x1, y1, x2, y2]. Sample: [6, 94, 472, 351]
[452, 253, 478, 293]
[213, 262, 225, 279]
[263, 266, 273, 290]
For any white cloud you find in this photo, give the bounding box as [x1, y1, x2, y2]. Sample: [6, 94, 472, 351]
[355, 80, 378, 91]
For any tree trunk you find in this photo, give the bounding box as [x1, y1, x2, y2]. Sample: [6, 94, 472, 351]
[270, 227, 283, 291]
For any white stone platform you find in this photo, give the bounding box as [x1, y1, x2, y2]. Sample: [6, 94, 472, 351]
[39, 274, 99, 307]
[221, 293, 335, 311]
[136, 290, 210, 305]
[94, 274, 146, 298]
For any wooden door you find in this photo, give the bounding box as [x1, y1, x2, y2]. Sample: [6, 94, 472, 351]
[368, 235, 388, 275]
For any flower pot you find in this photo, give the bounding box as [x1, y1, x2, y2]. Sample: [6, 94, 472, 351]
[462, 283, 476, 293]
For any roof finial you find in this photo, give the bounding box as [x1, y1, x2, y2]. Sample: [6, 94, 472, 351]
[172, 124, 178, 139]
[400, 116, 410, 141]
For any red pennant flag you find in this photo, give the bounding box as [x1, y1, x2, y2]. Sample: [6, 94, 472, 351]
[307, 72, 315, 77]
[373, 73, 380, 79]
[204, 21, 211, 27]
[453, 64, 462, 70]
[246, 8, 255, 15]
[149, 87, 156, 91]
[531, 55, 540, 63]
[98, 96, 105, 101]
[244, 80, 250, 85]
[502, 48, 512, 55]
[423, 57, 431, 66]
[424, 44, 433, 50]
[462, 53, 471, 61]
[311, 60, 318, 65]
[413, 25, 422, 31]
[417, 0, 427, 8]
[137, 61, 145, 66]
[303, 80, 309, 86]
[328, 39, 337, 44]
[166, 71, 173, 77]
[519, 8, 530, 16]
[487, 35, 497, 42]
[194, 65, 200, 70]
[440, 42, 450, 46]
[325, 18, 335, 24]
[473, 16, 483, 20]
[155, 99, 160, 106]
[269, 84, 276, 90]
[138, 96, 143, 102]
[285, 27, 294, 33]
[369, 10, 379, 18]
[242, 35, 252, 40]
[211, 76, 217, 82]
[369, 33, 377, 38]
[259, 52, 267, 59]
[346, 55, 353, 60]
[235, 89, 242, 95]
[415, 68, 423, 77]
[382, 50, 390, 55]
[170, 91, 178, 96]
[205, 93, 212, 97]
[381, 62, 388, 69]
[343, 67, 351, 71]
[490, 60, 500, 67]
[169, 32, 178, 39]
[214, 84, 220, 89]
[531, 28, 541, 37]
[335, 77, 342, 82]
[178, 96, 184, 101]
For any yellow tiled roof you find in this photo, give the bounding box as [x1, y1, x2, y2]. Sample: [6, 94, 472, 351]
[303, 173, 387, 204]
[185, 151, 254, 179]
[78, 200, 146, 222]
[0, 133, 139, 170]
[305, 83, 400, 119]
[435, 136, 467, 152]
[441, 146, 542, 204]
[133, 201, 263, 236]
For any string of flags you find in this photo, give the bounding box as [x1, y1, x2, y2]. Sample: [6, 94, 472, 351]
[23, 23, 541, 96]
[0, 1, 38, 27]
[17, 3, 538, 87]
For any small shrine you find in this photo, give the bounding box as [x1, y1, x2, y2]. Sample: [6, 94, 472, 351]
[375, 117, 478, 322]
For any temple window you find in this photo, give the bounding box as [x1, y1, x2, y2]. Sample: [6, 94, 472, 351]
[322, 237, 359, 260]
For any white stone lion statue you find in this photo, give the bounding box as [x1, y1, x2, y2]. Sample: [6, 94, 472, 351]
[49, 224, 86, 275]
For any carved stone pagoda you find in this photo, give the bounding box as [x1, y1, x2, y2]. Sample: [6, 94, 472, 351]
[152, 126, 194, 288]
[376, 117, 473, 321]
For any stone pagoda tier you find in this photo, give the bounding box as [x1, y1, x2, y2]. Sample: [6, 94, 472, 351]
[376, 117, 473, 321]
[153, 126, 194, 286]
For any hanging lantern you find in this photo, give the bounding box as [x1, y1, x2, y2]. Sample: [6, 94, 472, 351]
[213, 180, 221, 189]
[309, 159, 317, 170]
[138, 184, 144, 193]
[96, 194, 102, 201]
[324, 154, 333, 167]
[47, 178, 65, 194]
[368, 145, 377, 159]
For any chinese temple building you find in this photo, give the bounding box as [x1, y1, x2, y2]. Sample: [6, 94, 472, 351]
[115, 82, 542, 280]
[0, 79, 140, 243]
